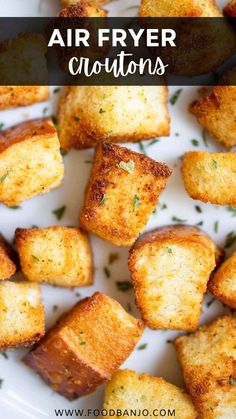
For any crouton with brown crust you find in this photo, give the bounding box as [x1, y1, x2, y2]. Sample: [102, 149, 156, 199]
[128, 225, 216, 330]
[57, 86, 170, 150]
[61, 0, 110, 8]
[23, 292, 144, 400]
[181, 151, 236, 206]
[175, 315, 236, 419]
[102, 369, 197, 419]
[79, 143, 172, 246]
[16, 226, 93, 288]
[0, 281, 44, 349]
[190, 85, 236, 148]
[60, 0, 107, 16]
[0, 234, 17, 280]
[208, 250, 236, 309]
[0, 87, 49, 111]
[224, 0, 236, 16]
[139, 0, 222, 17]
[0, 118, 64, 206]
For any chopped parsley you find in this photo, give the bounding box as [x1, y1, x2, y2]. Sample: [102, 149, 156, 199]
[119, 160, 135, 174]
[214, 221, 219, 233]
[138, 142, 147, 155]
[167, 247, 173, 253]
[212, 159, 218, 169]
[60, 149, 68, 157]
[191, 139, 199, 147]
[42, 107, 48, 116]
[116, 281, 133, 292]
[52, 205, 66, 220]
[133, 195, 140, 211]
[99, 108, 106, 114]
[0, 168, 11, 183]
[103, 266, 110, 278]
[170, 89, 182, 105]
[229, 376, 236, 385]
[9, 205, 21, 209]
[172, 216, 187, 223]
[206, 298, 215, 308]
[32, 255, 40, 262]
[75, 292, 81, 297]
[195, 205, 202, 213]
[108, 252, 119, 264]
[147, 139, 159, 147]
[0, 351, 8, 359]
[0, 379, 3, 388]
[137, 343, 148, 350]
[98, 194, 107, 206]
[0, 123, 4, 130]
[227, 206, 236, 217]
[225, 232, 236, 248]
[53, 87, 60, 94]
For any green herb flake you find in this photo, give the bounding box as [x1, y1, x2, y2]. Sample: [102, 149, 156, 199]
[53, 87, 60, 94]
[196, 221, 204, 226]
[104, 266, 110, 278]
[119, 160, 135, 174]
[52, 206, 66, 220]
[138, 142, 147, 155]
[108, 252, 119, 265]
[98, 194, 107, 206]
[212, 159, 218, 169]
[172, 216, 187, 223]
[195, 205, 202, 213]
[42, 107, 48, 116]
[79, 341, 86, 346]
[229, 376, 236, 385]
[0, 351, 8, 359]
[116, 281, 133, 292]
[32, 255, 40, 262]
[60, 149, 68, 157]
[224, 231, 236, 249]
[191, 139, 199, 147]
[0, 168, 11, 183]
[166, 340, 173, 344]
[167, 247, 173, 254]
[159, 202, 167, 210]
[206, 298, 215, 308]
[137, 343, 148, 350]
[202, 128, 209, 147]
[75, 292, 81, 297]
[0, 379, 3, 388]
[9, 205, 21, 209]
[170, 89, 182, 105]
[133, 195, 140, 211]
[99, 108, 106, 114]
[147, 139, 159, 147]
[227, 206, 236, 217]
[0, 123, 4, 130]
[214, 221, 219, 233]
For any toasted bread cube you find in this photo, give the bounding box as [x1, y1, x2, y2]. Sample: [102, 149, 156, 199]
[0, 281, 44, 349]
[57, 86, 169, 150]
[0, 87, 49, 111]
[128, 225, 216, 330]
[224, 0, 236, 16]
[175, 315, 236, 419]
[0, 118, 64, 206]
[0, 234, 17, 280]
[190, 85, 236, 148]
[79, 143, 172, 246]
[139, 0, 222, 16]
[24, 292, 144, 400]
[103, 369, 197, 419]
[16, 226, 93, 288]
[181, 151, 236, 206]
[61, 0, 110, 7]
[208, 250, 236, 308]
[0, 33, 48, 85]
[60, 0, 107, 15]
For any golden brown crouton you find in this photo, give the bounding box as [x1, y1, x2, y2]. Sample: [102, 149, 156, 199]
[208, 250, 236, 309]
[139, 0, 222, 16]
[79, 143, 172, 246]
[61, 0, 110, 7]
[102, 369, 197, 419]
[128, 225, 216, 330]
[57, 86, 170, 150]
[0, 87, 49, 111]
[175, 315, 236, 419]
[190, 85, 236, 148]
[24, 292, 144, 400]
[0, 281, 44, 349]
[60, 0, 107, 16]
[181, 151, 236, 206]
[0, 234, 17, 280]
[0, 118, 64, 206]
[16, 226, 93, 288]
[0, 33, 48, 85]
[224, 0, 236, 16]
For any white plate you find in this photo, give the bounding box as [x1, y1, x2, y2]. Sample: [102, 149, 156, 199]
[0, 0, 234, 418]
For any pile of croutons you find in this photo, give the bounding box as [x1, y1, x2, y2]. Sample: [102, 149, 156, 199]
[0, 0, 235, 418]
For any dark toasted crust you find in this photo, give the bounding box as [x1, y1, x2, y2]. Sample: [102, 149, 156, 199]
[59, 1, 107, 17]
[0, 118, 56, 153]
[0, 234, 17, 280]
[23, 292, 144, 400]
[1, 332, 43, 350]
[224, 0, 236, 16]
[208, 251, 236, 308]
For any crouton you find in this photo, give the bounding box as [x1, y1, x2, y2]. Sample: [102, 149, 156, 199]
[60, 0, 107, 16]
[23, 292, 144, 400]
[175, 315, 236, 419]
[0, 281, 44, 349]
[0, 87, 49, 111]
[0, 234, 17, 280]
[190, 85, 236, 148]
[79, 143, 172, 246]
[224, 0, 236, 16]
[0, 118, 64, 206]
[0, 33, 48, 85]
[16, 226, 93, 288]
[61, 0, 110, 7]
[208, 250, 236, 308]
[128, 225, 216, 330]
[139, 0, 222, 16]
[181, 151, 236, 206]
[102, 369, 197, 419]
[57, 86, 169, 150]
